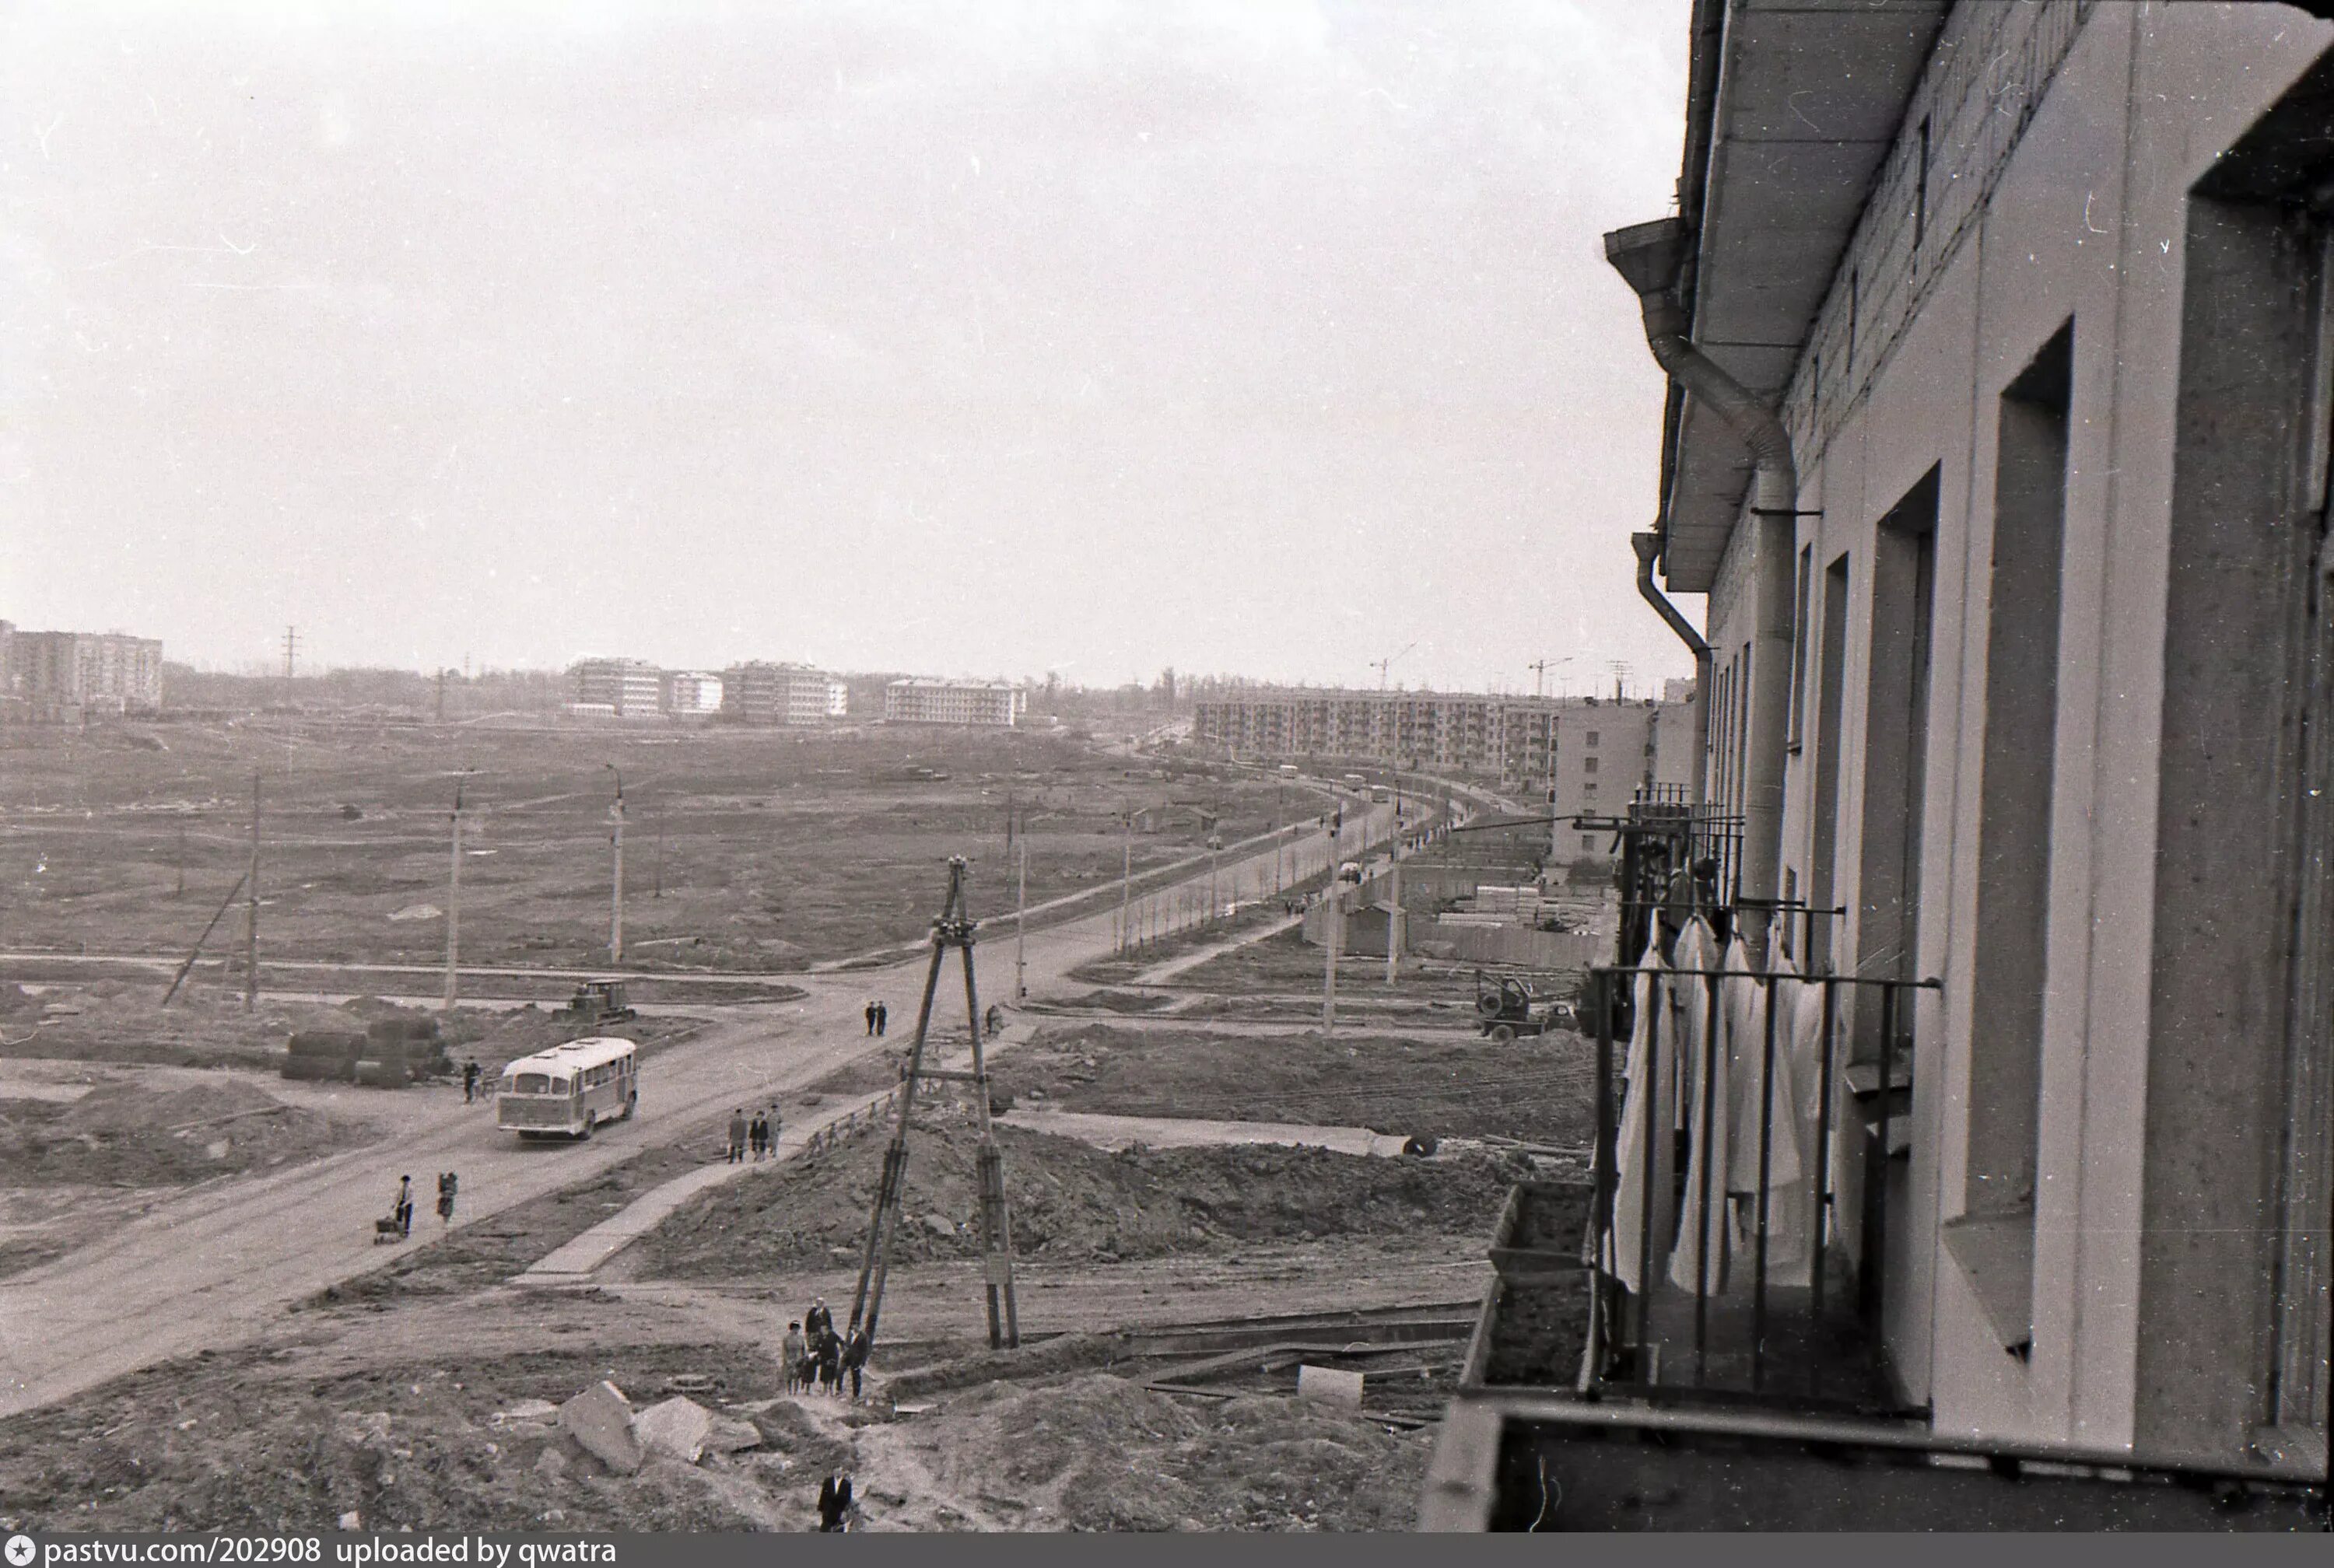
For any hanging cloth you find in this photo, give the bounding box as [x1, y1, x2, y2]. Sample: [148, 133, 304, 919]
[1607, 934, 1665, 1293]
[1666, 924, 1736, 1294]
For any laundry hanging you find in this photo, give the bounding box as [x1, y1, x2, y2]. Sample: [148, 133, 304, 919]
[1607, 933, 1665, 1293]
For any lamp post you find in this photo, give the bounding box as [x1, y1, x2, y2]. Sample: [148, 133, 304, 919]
[605, 764, 625, 967]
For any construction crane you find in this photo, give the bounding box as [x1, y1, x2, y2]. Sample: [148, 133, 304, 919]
[1371, 642, 1418, 691]
[1528, 656, 1574, 698]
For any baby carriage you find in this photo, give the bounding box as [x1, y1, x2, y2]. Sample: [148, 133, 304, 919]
[373, 1213, 405, 1244]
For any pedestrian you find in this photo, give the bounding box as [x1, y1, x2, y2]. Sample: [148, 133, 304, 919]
[752, 1111, 769, 1160]
[781, 1321, 807, 1394]
[874, 1001, 888, 1037]
[817, 1475, 841, 1532]
[436, 1171, 457, 1225]
[394, 1174, 414, 1238]
[727, 1108, 747, 1164]
[835, 1475, 855, 1530]
[843, 1325, 870, 1400]
[806, 1297, 833, 1343]
[818, 1332, 842, 1396]
[864, 1001, 876, 1037]
[766, 1105, 783, 1155]
[462, 1060, 480, 1104]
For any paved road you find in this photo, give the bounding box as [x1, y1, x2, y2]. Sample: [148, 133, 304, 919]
[0, 803, 1395, 1420]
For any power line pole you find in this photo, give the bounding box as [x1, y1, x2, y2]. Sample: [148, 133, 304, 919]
[1387, 775, 1405, 986]
[244, 772, 260, 1011]
[605, 765, 625, 966]
[1117, 809, 1133, 954]
[1014, 802, 1028, 1000]
[443, 779, 464, 1010]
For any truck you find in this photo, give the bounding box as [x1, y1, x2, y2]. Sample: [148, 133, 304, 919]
[559, 978, 638, 1030]
[1472, 971, 1578, 1043]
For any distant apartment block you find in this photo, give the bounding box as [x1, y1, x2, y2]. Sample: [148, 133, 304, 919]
[723, 661, 846, 725]
[570, 657, 663, 718]
[884, 677, 1026, 727]
[1191, 688, 1694, 805]
[663, 670, 724, 716]
[2, 624, 164, 718]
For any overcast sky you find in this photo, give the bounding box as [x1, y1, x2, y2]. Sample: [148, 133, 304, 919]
[1, 0, 1692, 695]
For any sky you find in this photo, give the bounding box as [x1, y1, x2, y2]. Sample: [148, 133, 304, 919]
[0, 0, 1694, 695]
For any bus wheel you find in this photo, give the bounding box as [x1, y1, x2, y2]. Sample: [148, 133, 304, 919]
[576, 1118, 594, 1142]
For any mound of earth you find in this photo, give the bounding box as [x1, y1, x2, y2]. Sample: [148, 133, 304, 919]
[0, 1076, 365, 1188]
[900, 1373, 1429, 1531]
[636, 1105, 1511, 1277]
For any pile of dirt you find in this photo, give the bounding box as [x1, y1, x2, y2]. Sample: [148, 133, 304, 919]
[910, 1373, 1431, 1530]
[0, 989, 357, 1070]
[0, 1342, 803, 1533]
[995, 1021, 1600, 1143]
[636, 1105, 1512, 1278]
[0, 1076, 365, 1188]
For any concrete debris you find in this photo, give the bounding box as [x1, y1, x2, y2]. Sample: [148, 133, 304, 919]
[490, 1399, 558, 1426]
[923, 1213, 955, 1237]
[556, 1381, 642, 1475]
[1295, 1365, 1365, 1410]
[338, 1512, 360, 1531]
[704, 1416, 763, 1455]
[633, 1396, 713, 1465]
[334, 1412, 391, 1449]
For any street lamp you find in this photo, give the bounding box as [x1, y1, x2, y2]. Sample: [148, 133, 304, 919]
[604, 763, 625, 966]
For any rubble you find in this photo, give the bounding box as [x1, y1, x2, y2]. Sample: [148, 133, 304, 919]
[633, 1397, 713, 1464]
[555, 1381, 643, 1475]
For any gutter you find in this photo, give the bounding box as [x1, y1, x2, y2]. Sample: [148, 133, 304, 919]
[1631, 532, 1709, 807]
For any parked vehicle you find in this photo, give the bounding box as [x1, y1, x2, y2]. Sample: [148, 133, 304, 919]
[559, 978, 637, 1028]
[1473, 972, 1577, 1043]
[496, 1037, 638, 1139]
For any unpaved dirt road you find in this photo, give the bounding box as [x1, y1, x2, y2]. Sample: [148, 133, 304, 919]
[0, 806, 1394, 1419]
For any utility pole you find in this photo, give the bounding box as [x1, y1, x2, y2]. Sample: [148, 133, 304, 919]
[435, 668, 447, 725]
[444, 779, 464, 1010]
[244, 772, 260, 1011]
[1321, 879, 1342, 1038]
[1014, 803, 1029, 1000]
[1386, 776, 1405, 985]
[1118, 809, 1133, 954]
[174, 817, 186, 898]
[605, 764, 625, 966]
[282, 626, 300, 781]
[653, 798, 665, 899]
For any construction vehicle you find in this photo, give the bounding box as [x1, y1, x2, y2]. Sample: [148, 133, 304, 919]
[559, 978, 638, 1028]
[1473, 971, 1578, 1043]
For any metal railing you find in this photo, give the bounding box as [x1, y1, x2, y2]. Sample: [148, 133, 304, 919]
[1582, 958, 1939, 1412]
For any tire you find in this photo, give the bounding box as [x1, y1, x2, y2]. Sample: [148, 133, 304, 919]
[576, 1116, 594, 1142]
[1488, 1023, 1517, 1044]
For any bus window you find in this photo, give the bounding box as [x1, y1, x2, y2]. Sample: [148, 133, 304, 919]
[515, 1073, 552, 1095]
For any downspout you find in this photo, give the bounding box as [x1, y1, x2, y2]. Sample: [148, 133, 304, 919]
[1632, 530, 1710, 808]
[1604, 217, 1798, 966]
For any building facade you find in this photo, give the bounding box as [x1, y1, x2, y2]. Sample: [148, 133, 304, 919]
[569, 657, 662, 718]
[662, 670, 724, 716]
[883, 677, 1026, 726]
[1192, 688, 1696, 807]
[1600, 0, 2331, 1475]
[722, 661, 846, 725]
[3, 628, 164, 717]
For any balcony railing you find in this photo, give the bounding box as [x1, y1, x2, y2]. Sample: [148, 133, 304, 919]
[1580, 957, 1938, 1412]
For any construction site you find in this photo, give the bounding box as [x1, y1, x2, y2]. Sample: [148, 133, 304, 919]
[0, 714, 1617, 1532]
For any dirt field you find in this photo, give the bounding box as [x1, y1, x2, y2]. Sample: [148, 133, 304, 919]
[0, 982, 708, 1073]
[990, 1022, 1600, 1144]
[634, 1103, 1516, 1277]
[0, 722, 1321, 973]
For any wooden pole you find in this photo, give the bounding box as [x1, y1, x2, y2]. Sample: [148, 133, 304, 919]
[243, 773, 260, 1011]
[160, 872, 250, 1007]
[443, 783, 462, 1010]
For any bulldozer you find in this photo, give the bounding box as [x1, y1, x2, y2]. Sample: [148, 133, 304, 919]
[560, 978, 638, 1030]
[1473, 971, 1577, 1043]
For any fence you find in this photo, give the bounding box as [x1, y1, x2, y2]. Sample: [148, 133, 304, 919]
[1582, 954, 1938, 1411]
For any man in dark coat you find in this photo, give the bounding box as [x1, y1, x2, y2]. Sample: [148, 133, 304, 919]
[874, 1002, 888, 1037]
[864, 1001, 877, 1037]
[727, 1108, 747, 1164]
[462, 1060, 481, 1104]
[843, 1326, 871, 1400]
[817, 1475, 841, 1531]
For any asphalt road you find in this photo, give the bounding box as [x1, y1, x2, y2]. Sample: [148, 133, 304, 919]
[0, 803, 1395, 1419]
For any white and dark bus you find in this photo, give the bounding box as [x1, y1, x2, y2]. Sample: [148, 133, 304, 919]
[496, 1037, 638, 1139]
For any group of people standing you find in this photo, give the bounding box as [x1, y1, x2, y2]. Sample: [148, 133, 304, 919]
[783, 1298, 871, 1400]
[861, 1000, 889, 1036]
[387, 1172, 457, 1237]
[727, 1105, 783, 1163]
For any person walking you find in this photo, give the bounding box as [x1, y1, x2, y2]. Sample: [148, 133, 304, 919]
[394, 1174, 414, 1238]
[765, 1105, 783, 1156]
[781, 1321, 807, 1395]
[462, 1060, 480, 1104]
[835, 1475, 855, 1530]
[752, 1111, 769, 1160]
[864, 1001, 877, 1037]
[816, 1475, 841, 1532]
[874, 1001, 888, 1037]
[818, 1331, 842, 1397]
[436, 1171, 457, 1226]
[843, 1325, 870, 1401]
[727, 1108, 747, 1164]
[806, 1297, 833, 1343]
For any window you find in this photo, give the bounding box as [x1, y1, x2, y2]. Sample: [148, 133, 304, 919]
[1788, 543, 1814, 751]
[1580, 835, 1598, 852]
[1585, 731, 1600, 747]
[515, 1073, 552, 1095]
[1582, 756, 1599, 774]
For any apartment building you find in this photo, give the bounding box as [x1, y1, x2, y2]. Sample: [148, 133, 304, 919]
[1192, 688, 1695, 807]
[883, 677, 1025, 727]
[723, 661, 846, 725]
[662, 670, 724, 716]
[569, 657, 662, 718]
[2, 627, 164, 717]
[1433, 2, 2334, 1519]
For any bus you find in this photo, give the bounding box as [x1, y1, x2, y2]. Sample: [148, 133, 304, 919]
[496, 1037, 638, 1139]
